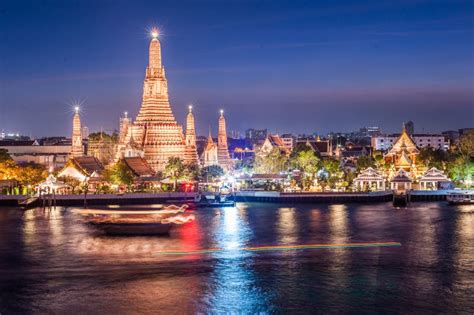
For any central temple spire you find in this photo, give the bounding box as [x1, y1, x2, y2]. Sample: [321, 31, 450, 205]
[148, 29, 162, 70]
[116, 28, 190, 171]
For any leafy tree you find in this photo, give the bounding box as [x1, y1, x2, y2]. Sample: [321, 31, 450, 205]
[356, 155, 375, 172]
[319, 158, 343, 190]
[184, 162, 200, 181]
[459, 131, 474, 158]
[103, 160, 134, 190]
[253, 147, 288, 174]
[201, 165, 224, 182]
[16, 163, 48, 186]
[447, 156, 474, 187]
[163, 157, 187, 191]
[289, 149, 320, 190]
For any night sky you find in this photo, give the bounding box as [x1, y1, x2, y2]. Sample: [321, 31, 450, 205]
[0, 0, 472, 138]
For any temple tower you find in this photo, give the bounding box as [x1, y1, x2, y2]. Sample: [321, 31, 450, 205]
[217, 110, 232, 171]
[184, 105, 199, 164]
[71, 106, 83, 157]
[202, 127, 219, 167]
[119, 29, 186, 171]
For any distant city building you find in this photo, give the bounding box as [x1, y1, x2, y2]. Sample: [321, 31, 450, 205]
[82, 126, 89, 140]
[280, 134, 295, 152]
[372, 133, 449, 151]
[403, 121, 415, 135]
[0, 132, 30, 141]
[0, 140, 70, 169]
[245, 128, 268, 141]
[258, 134, 290, 156]
[441, 130, 460, 145]
[296, 137, 333, 157]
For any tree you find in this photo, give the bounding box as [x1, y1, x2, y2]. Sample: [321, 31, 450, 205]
[253, 147, 288, 174]
[201, 165, 224, 182]
[356, 155, 375, 172]
[163, 157, 186, 191]
[319, 158, 343, 190]
[103, 160, 134, 190]
[459, 131, 474, 158]
[16, 163, 48, 186]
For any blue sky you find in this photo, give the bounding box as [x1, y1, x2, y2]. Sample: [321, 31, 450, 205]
[0, 0, 472, 137]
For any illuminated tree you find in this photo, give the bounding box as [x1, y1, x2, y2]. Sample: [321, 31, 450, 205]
[163, 157, 187, 191]
[459, 131, 474, 158]
[253, 147, 288, 174]
[103, 160, 134, 190]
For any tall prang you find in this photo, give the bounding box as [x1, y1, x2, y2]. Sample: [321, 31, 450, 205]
[184, 105, 199, 164]
[71, 107, 83, 157]
[217, 110, 233, 171]
[117, 29, 190, 171]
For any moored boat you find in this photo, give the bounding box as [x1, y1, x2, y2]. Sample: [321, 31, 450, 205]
[72, 204, 195, 235]
[447, 191, 474, 205]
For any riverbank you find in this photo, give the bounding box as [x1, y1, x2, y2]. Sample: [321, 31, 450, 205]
[1, 190, 468, 207]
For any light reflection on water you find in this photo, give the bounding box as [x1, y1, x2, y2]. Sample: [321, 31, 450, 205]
[0, 202, 473, 313]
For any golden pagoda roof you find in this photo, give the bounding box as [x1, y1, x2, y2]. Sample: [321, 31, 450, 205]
[397, 149, 413, 167]
[387, 126, 419, 156]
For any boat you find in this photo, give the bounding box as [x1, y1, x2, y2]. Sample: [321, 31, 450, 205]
[194, 180, 236, 207]
[72, 204, 195, 235]
[194, 191, 236, 207]
[447, 191, 474, 205]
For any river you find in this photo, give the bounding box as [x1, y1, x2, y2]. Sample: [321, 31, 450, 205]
[0, 202, 473, 313]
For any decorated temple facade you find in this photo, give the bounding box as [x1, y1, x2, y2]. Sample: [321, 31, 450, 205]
[202, 128, 219, 167]
[115, 31, 192, 171]
[385, 125, 420, 178]
[217, 110, 233, 171]
[184, 105, 199, 164]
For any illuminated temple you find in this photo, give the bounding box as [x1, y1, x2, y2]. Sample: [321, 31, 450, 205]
[385, 125, 419, 175]
[116, 30, 191, 171]
[71, 107, 83, 157]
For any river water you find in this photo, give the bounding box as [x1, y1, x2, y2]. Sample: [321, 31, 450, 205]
[0, 202, 473, 313]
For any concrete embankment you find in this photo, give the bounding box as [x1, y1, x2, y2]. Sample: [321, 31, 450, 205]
[0, 192, 196, 207]
[0, 190, 465, 207]
[235, 191, 393, 203]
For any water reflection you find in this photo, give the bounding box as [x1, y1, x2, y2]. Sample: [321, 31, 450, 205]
[277, 207, 298, 244]
[0, 203, 472, 313]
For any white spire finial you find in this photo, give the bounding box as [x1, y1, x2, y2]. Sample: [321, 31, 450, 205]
[151, 27, 159, 39]
[220, 109, 224, 116]
[188, 104, 193, 112]
[74, 106, 79, 114]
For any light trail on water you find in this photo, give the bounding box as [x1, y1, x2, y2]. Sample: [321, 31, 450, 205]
[155, 242, 401, 256]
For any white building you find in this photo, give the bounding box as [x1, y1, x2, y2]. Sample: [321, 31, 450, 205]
[0, 140, 70, 169]
[280, 134, 295, 152]
[372, 134, 449, 151]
